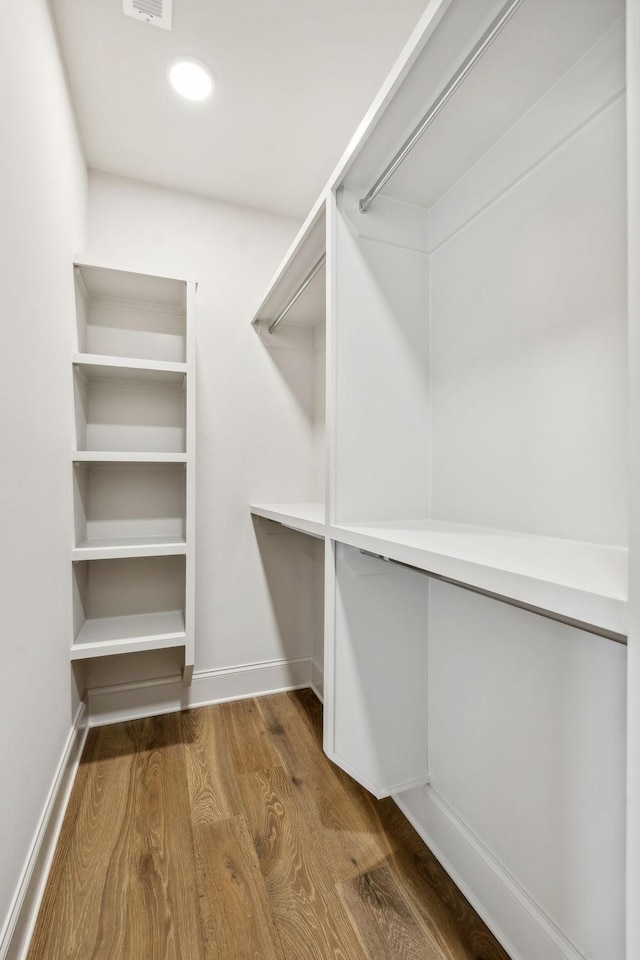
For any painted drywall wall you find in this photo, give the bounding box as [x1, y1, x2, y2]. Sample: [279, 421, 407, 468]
[0, 0, 87, 947]
[84, 170, 320, 687]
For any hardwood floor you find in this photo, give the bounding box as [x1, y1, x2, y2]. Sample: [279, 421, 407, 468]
[27, 690, 510, 960]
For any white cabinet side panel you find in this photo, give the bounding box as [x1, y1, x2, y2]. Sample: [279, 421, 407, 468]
[334, 193, 430, 523]
[627, 0, 640, 956]
[333, 545, 428, 796]
[427, 581, 626, 960]
[313, 324, 327, 505]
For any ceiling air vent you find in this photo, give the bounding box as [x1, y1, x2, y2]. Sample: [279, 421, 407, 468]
[123, 0, 172, 30]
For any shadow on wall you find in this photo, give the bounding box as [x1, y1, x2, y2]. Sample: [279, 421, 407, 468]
[252, 323, 317, 423]
[251, 516, 318, 668]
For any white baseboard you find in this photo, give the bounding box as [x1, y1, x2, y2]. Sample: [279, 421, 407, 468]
[0, 703, 89, 960]
[394, 785, 587, 960]
[310, 658, 324, 702]
[87, 655, 313, 726]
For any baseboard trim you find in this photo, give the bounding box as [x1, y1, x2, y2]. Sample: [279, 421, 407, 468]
[87, 655, 313, 726]
[394, 785, 587, 960]
[0, 702, 89, 960]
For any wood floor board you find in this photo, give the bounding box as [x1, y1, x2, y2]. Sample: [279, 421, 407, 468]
[122, 714, 204, 960]
[338, 862, 445, 960]
[239, 765, 369, 960]
[192, 814, 283, 960]
[369, 800, 512, 960]
[26, 723, 139, 959]
[221, 697, 282, 775]
[257, 693, 394, 881]
[180, 706, 241, 823]
[27, 690, 511, 960]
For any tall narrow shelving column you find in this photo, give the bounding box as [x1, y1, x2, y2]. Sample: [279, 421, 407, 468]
[71, 260, 196, 683]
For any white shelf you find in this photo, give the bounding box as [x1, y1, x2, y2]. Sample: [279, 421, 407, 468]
[72, 451, 187, 463]
[71, 610, 186, 660]
[341, 1, 624, 212]
[73, 353, 187, 384]
[72, 535, 186, 561]
[250, 503, 326, 540]
[252, 200, 326, 333]
[329, 519, 627, 639]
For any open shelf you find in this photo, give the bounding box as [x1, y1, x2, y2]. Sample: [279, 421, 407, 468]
[72, 535, 186, 561]
[330, 519, 627, 640]
[344, 0, 623, 217]
[250, 503, 326, 540]
[252, 200, 326, 342]
[72, 451, 187, 463]
[74, 262, 187, 363]
[73, 360, 185, 454]
[71, 610, 186, 660]
[73, 353, 187, 383]
[72, 555, 186, 660]
[73, 460, 185, 547]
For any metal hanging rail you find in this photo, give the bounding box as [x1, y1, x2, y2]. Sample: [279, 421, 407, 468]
[359, 0, 526, 214]
[268, 254, 326, 333]
[359, 550, 627, 645]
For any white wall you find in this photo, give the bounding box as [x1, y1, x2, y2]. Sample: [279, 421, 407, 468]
[0, 0, 87, 948]
[84, 171, 316, 687]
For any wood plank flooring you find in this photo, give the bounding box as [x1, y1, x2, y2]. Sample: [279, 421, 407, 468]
[27, 690, 511, 960]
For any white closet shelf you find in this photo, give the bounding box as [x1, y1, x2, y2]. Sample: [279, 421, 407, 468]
[72, 535, 187, 561]
[73, 353, 187, 383]
[72, 452, 187, 463]
[252, 200, 326, 333]
[250, 503, 326, 539]
[329, 520, 627, 639]
[71, 610, 186, 660]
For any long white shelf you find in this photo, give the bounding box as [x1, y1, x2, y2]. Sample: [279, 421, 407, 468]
[71, 610, 186, 660]
[73, 353, 187, 383]
[250, 503, 326, 539]
[251, 199, 326, 331]
[72, 535, 187, 561]
[329, 519, 627, 640]
[72, 451, 187, 463]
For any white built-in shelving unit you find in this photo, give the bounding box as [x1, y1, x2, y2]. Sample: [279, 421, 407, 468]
[250, 0, 635, 957]
[71, 260, 196, 680]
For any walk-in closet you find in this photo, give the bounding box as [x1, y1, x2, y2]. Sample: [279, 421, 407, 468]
[2, 0, 638, 958]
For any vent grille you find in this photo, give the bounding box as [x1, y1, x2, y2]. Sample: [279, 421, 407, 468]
[123, 0, 172, 30]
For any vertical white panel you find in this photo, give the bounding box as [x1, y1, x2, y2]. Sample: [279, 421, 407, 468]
[334, 188, 430, 523]
[313, 322, 326, 504]
[428, 583, 626, 959]
[72, 465, 88, 545]
[627, 0, 640, 956]
[184, 280, 196, 672]
[333, 545, 428, 797]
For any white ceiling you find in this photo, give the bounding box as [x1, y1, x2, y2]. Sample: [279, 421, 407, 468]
[50, 0, 428, 219]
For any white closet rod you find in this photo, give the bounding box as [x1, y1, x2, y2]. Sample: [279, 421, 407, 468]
[268, 254, 326, 333]
[359, 0, 526, 214]
[359, 551, 627, 645]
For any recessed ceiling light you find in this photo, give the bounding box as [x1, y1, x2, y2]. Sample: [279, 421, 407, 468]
[168, 57, 214, 101]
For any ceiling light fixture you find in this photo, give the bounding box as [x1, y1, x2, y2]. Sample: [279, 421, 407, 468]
[168, 57, 214, 102]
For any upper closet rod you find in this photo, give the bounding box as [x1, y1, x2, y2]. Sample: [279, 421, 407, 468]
[359, 0, 526, 214]
[268, 254, 326, 333]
